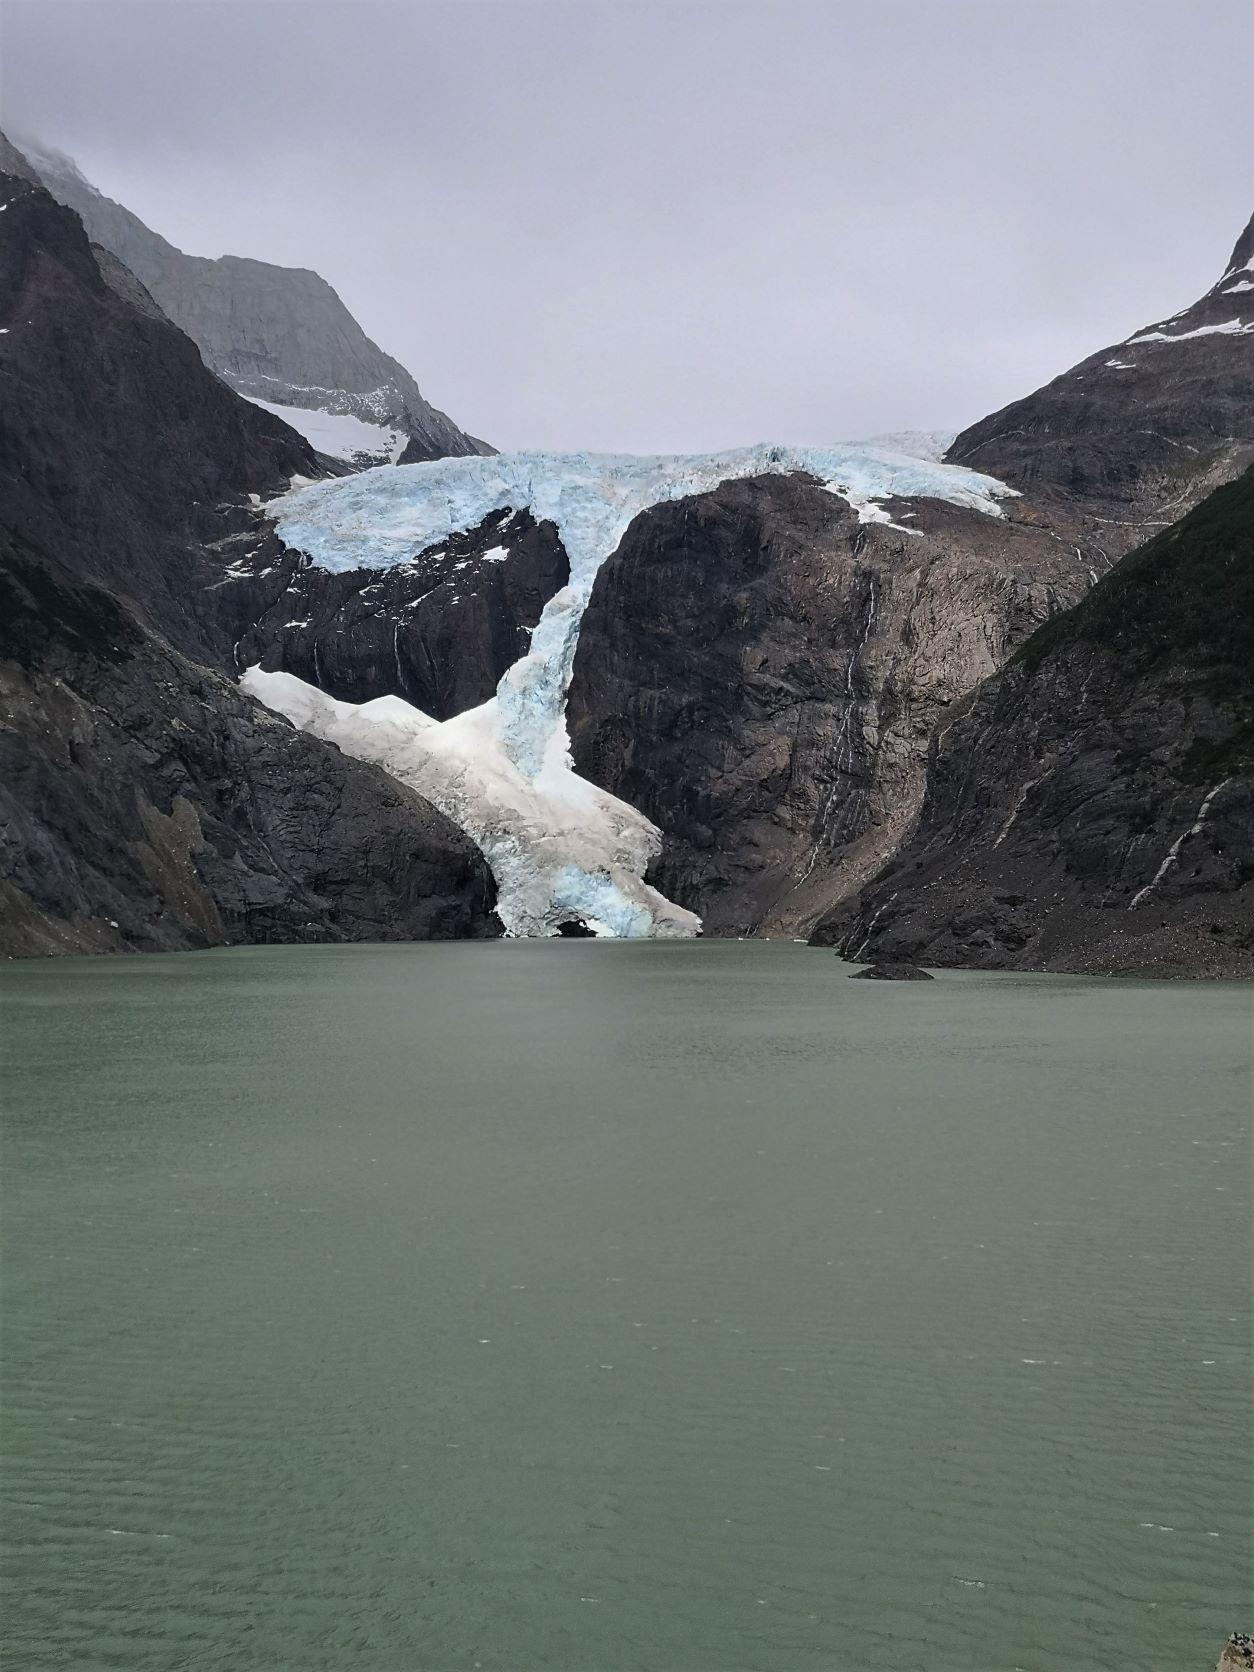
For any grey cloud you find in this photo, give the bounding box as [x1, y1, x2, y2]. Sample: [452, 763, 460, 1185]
[4, 0, 1251, 452]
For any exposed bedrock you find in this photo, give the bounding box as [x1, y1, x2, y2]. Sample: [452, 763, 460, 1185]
[203, 506, 570, 721]
[947, 214, 1254, 516]
[567, 472, 1092, 937]
[0, 555, 499, 956]
[811, 468, 1254, 977]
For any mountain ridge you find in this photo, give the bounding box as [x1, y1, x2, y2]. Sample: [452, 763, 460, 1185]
[945, 213, 1254, 514]
[19, 135, 492, 466]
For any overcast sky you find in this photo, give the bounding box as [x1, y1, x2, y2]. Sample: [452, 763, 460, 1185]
[4, 0, 1251, 453]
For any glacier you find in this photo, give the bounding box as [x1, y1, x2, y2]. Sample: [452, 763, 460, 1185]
[247, 443, 1015, 937]
[240, 669, 699, 940]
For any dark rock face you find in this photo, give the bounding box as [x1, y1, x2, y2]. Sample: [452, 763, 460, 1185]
[211, 507, 569, 720]
[568, 472, 1087, 937]
[848, 962, 933, 980]
[0, 165, 313, 642]
[24, 137, 490, 463]
[555, 919, 596, 938]
[0, 558, 497, 956]
[947, 215, 1254, 516]
[811, 469, 1254, 977]
[0, 160, 500, 957]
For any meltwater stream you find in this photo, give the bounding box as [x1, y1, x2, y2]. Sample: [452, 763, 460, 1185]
[2, 943, 1250, 1670]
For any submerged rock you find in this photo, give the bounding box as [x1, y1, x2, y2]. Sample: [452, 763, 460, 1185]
[848, 961, 934, 981]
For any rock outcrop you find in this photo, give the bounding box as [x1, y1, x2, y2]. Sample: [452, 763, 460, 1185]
[0, 558, 497, 956]
[22, 136, 491, 464]
[216, 507, 569, 721]
[1218, 1633, 1254, 1671]
[568, 471, 1087, 936]
[811, 468, 1254, 977]
[0, 155, 499, 957]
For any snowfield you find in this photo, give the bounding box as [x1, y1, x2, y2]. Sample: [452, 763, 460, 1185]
[247, 443, 1015, 937]
[243, 396, 407, 465]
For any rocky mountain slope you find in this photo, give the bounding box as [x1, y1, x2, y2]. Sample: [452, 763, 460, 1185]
[947, 215, 1254, 517]
[217, 506, 569, 722]
[811, 468, 1254, 976]
[22, 137, 491, 466]
[565, 211, 1254, 943]
[0, 152, 498, 956]
[567, 471, 1086, 935]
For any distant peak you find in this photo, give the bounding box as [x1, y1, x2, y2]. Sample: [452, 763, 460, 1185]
[0, 128, 39, 184]
[1218, 211, 1254, 283]
[8, 131, 98, 195]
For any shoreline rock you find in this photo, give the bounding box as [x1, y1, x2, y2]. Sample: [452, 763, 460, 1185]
[848, 961, 934, 981]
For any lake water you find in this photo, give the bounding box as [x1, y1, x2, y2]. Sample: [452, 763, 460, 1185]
[2, 942, 1250, 1670]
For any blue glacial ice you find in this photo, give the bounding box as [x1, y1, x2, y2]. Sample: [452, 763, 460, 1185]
[251, 444, 1014, 936]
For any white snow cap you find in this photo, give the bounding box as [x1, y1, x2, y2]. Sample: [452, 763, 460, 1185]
[251, 443, 1014, 937]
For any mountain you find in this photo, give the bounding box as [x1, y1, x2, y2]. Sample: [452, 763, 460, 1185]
[561, 210, 1254, 941]
[20, 136, 491, 467]
[172, 210, 1254, 953]
[811, 467, 1254, 977]
[238, 445, 1040, 938]
[946, 215, 1254, 515]
[0, 145, 498, 956]
[4, 117, 1248, 969]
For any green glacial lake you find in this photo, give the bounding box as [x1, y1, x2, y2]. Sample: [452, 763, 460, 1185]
[2, 942, 1250, 1670]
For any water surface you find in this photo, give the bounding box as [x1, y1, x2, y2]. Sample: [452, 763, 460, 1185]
[3, 942, 1250, 1669]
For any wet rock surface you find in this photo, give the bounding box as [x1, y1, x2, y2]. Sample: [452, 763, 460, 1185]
[811, 470, 1254, 977]
[568, 213, 1254, 962]
[0, 560, 498, 956]
[568, 472, 1088, 938]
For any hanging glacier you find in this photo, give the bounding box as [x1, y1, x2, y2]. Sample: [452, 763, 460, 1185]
[245, 443, 1015, 936]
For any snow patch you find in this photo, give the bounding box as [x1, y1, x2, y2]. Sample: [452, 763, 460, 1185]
[1126, 318, 1254, 346]
[1221, 278, 1254, 295]
[243, 396, 407, 465]
[827, 487, 922, 536]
